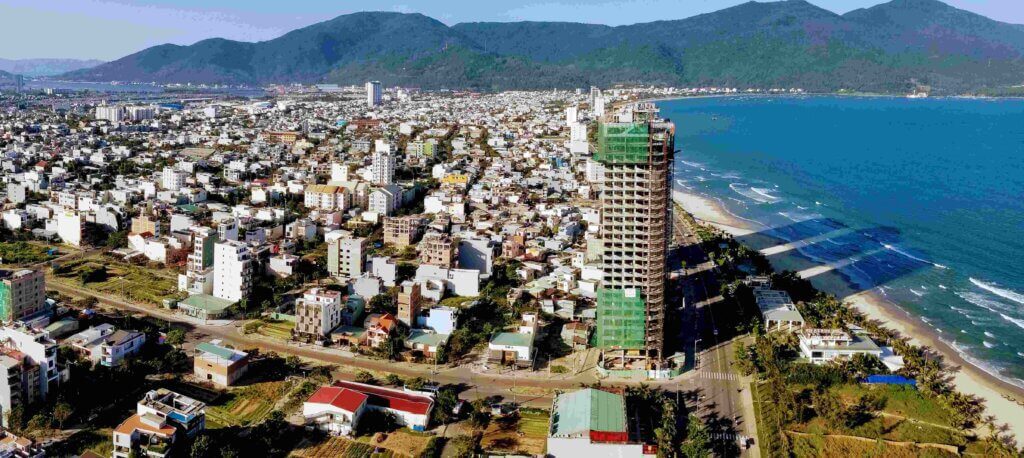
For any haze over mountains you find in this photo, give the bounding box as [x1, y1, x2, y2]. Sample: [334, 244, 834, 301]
[61, 0, 1024, 93]
[0, 58, 104, 78]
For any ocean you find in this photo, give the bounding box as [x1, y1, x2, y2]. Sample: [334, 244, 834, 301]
[659, 95, 1024, 387]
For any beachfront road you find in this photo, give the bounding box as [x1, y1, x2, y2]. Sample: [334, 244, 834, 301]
[673, 207, 760, 457]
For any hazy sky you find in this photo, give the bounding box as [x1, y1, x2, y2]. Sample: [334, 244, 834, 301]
[3, 0, 1022, 61]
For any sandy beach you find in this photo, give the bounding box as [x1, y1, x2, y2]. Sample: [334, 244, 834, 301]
[673, 189, 1024, 441]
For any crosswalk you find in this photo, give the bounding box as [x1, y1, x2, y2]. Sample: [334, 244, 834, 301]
[711, 433, 738, 441]
[697, 371, 738, 380]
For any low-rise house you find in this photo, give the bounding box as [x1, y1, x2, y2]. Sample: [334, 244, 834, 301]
[798, 327, 882, 364]
[303, 385, 368, 436]
[193, 341, 249, 387]
[112, 389, 206, 458]
[487, 313, 538, 369]
[364, 313, 398, 348]
[65, 324, 145, 367]
[405, 330, 449, 359]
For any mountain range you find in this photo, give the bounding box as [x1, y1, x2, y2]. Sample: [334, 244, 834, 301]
[0, 58, 104, 77]
[60, 0, 1024, 93]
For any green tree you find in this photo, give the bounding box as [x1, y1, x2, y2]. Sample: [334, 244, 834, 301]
[165, 328, 186, 347]
[53, 402, 72, 429]
[354, 371, 376, 385]
[190, 434, 211, 458]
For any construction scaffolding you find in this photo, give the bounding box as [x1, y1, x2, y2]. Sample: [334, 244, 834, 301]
[595, 288, 646, 350]
[594, 112, 675, 371]
[594, 122, 651, 164]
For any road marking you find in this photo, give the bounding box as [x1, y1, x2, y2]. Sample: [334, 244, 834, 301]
[698, 371, 737, 380]
[711, 433, 737, 440]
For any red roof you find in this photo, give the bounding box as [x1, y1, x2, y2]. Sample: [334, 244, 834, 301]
[332, 380, 433, 416]
[307, 386, 368, 413]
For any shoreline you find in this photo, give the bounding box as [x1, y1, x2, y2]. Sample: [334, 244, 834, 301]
[673, 189, 1024, 441]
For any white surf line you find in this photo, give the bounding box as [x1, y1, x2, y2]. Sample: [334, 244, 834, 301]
[797, 247, 887, 279]
[759, 227, 855, 256]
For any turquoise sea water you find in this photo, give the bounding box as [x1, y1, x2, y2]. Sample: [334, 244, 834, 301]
[660, 96, 1024, 386]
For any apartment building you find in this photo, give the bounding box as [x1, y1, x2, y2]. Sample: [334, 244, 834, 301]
[396, 281, 421, 328]
[0, 269, 46, 322]
[419, 233, 456, 268]
[327, 237, 366, 278]
[0, 324, 62, 427]
[293, 288, 344, 341]
[383, 216, 423, 248]
[212, 240, 252, 302]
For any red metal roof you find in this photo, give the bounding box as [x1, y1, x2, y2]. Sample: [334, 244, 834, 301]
[307, 386, 368, 413]
[332, 380, 433, 416]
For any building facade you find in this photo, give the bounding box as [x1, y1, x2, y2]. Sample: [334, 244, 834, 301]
[594, 104, 674, 370]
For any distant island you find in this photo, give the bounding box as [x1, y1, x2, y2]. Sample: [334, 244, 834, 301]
[57, 0, 1024, 95]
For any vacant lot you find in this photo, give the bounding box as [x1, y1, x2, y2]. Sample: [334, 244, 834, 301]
[206, 380, 295, 428]
[789, 433, 958, 458]
[250, 319, 295, 341]
[289, 437, 377, 458]
[480, 410, 548, 456]
[53, 255, 178, 303]
[0, 241, 54, 265]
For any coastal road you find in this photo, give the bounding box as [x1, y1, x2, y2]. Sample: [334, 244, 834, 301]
[673, 208, 760, 456]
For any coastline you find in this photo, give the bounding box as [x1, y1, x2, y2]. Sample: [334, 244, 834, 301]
[673, 189, 1024, 441]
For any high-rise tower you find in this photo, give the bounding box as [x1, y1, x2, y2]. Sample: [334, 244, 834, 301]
[593, 103, 674, 370]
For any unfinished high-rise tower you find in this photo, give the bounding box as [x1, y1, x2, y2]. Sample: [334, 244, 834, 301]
[594, 103, 674, 370]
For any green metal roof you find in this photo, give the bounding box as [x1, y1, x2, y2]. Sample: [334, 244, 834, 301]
[549, 388, 627, 437]
[407, 330, 449, 347]
[195, 342, 246, 361]
[180, 294, 235, 312]
[490, 332, 534, 348]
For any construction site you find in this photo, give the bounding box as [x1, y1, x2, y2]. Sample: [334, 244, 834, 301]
[593, 103, 676, 374]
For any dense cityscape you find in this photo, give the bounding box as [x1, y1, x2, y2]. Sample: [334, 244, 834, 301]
[2, 1, 1024, 455]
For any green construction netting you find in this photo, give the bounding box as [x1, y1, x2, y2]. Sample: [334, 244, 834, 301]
[596, 288, 646, 350]
[594, 122, 650, 164]
[0, 282, 9, 322]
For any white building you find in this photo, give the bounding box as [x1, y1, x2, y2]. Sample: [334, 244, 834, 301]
[212, 241, 252, 302]
[329, 237, 366, 278]
[798, 327, 882, 364]
[371, 150, 396, 185]
[95, 105, 124, 123]
[161, 166, 187, 191]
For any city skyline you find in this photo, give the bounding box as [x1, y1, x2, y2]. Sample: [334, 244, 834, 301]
[3, 0, 1023, 61]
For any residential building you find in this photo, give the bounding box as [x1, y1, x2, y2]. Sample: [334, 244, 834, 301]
[65, 324, 145, 367]
[366, 81, 382, 107]
[798, 327, 882, 364]
[370, 149, 395, 185]
[419, 233, 456, 268]
[396, 281, 421, 328]
[0, 269, 46, 322]
[95, 105, 124, 123]
[112, 389, 206, 458]
[0, 324, 62, 427]
[212, 240, 252, 302]
[383, 216, 422, 248]
[328, 237, 366, 278]
[594, 104, 674, 371]
[294, 288, 344, 341]
[487, 313, 538, 369]
[131, 215, 160, 236]
[193, 341, 249, 387]
[458, 236, 497, 276]
[161, 166, 186, 191]
[178, 226, 217, 295]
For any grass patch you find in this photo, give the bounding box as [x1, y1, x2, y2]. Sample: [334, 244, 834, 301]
[54, 256, 178, 303]
[833, 384, 952, 427]
[789, 433, 958, 458]
[289, 436, 376, 458]
[437, 296, 477, 309]
[480, 410, 549, 456]
[0, 241, 53, 265]
[46, 428, 113, 457]
[252, 319, 295, 341]
[206, 380, 294, 428]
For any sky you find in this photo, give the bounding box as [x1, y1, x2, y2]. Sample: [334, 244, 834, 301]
[2, 0, 1022, 61]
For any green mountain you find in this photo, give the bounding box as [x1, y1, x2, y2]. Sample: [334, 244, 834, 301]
[62, 0, 1024, 93]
